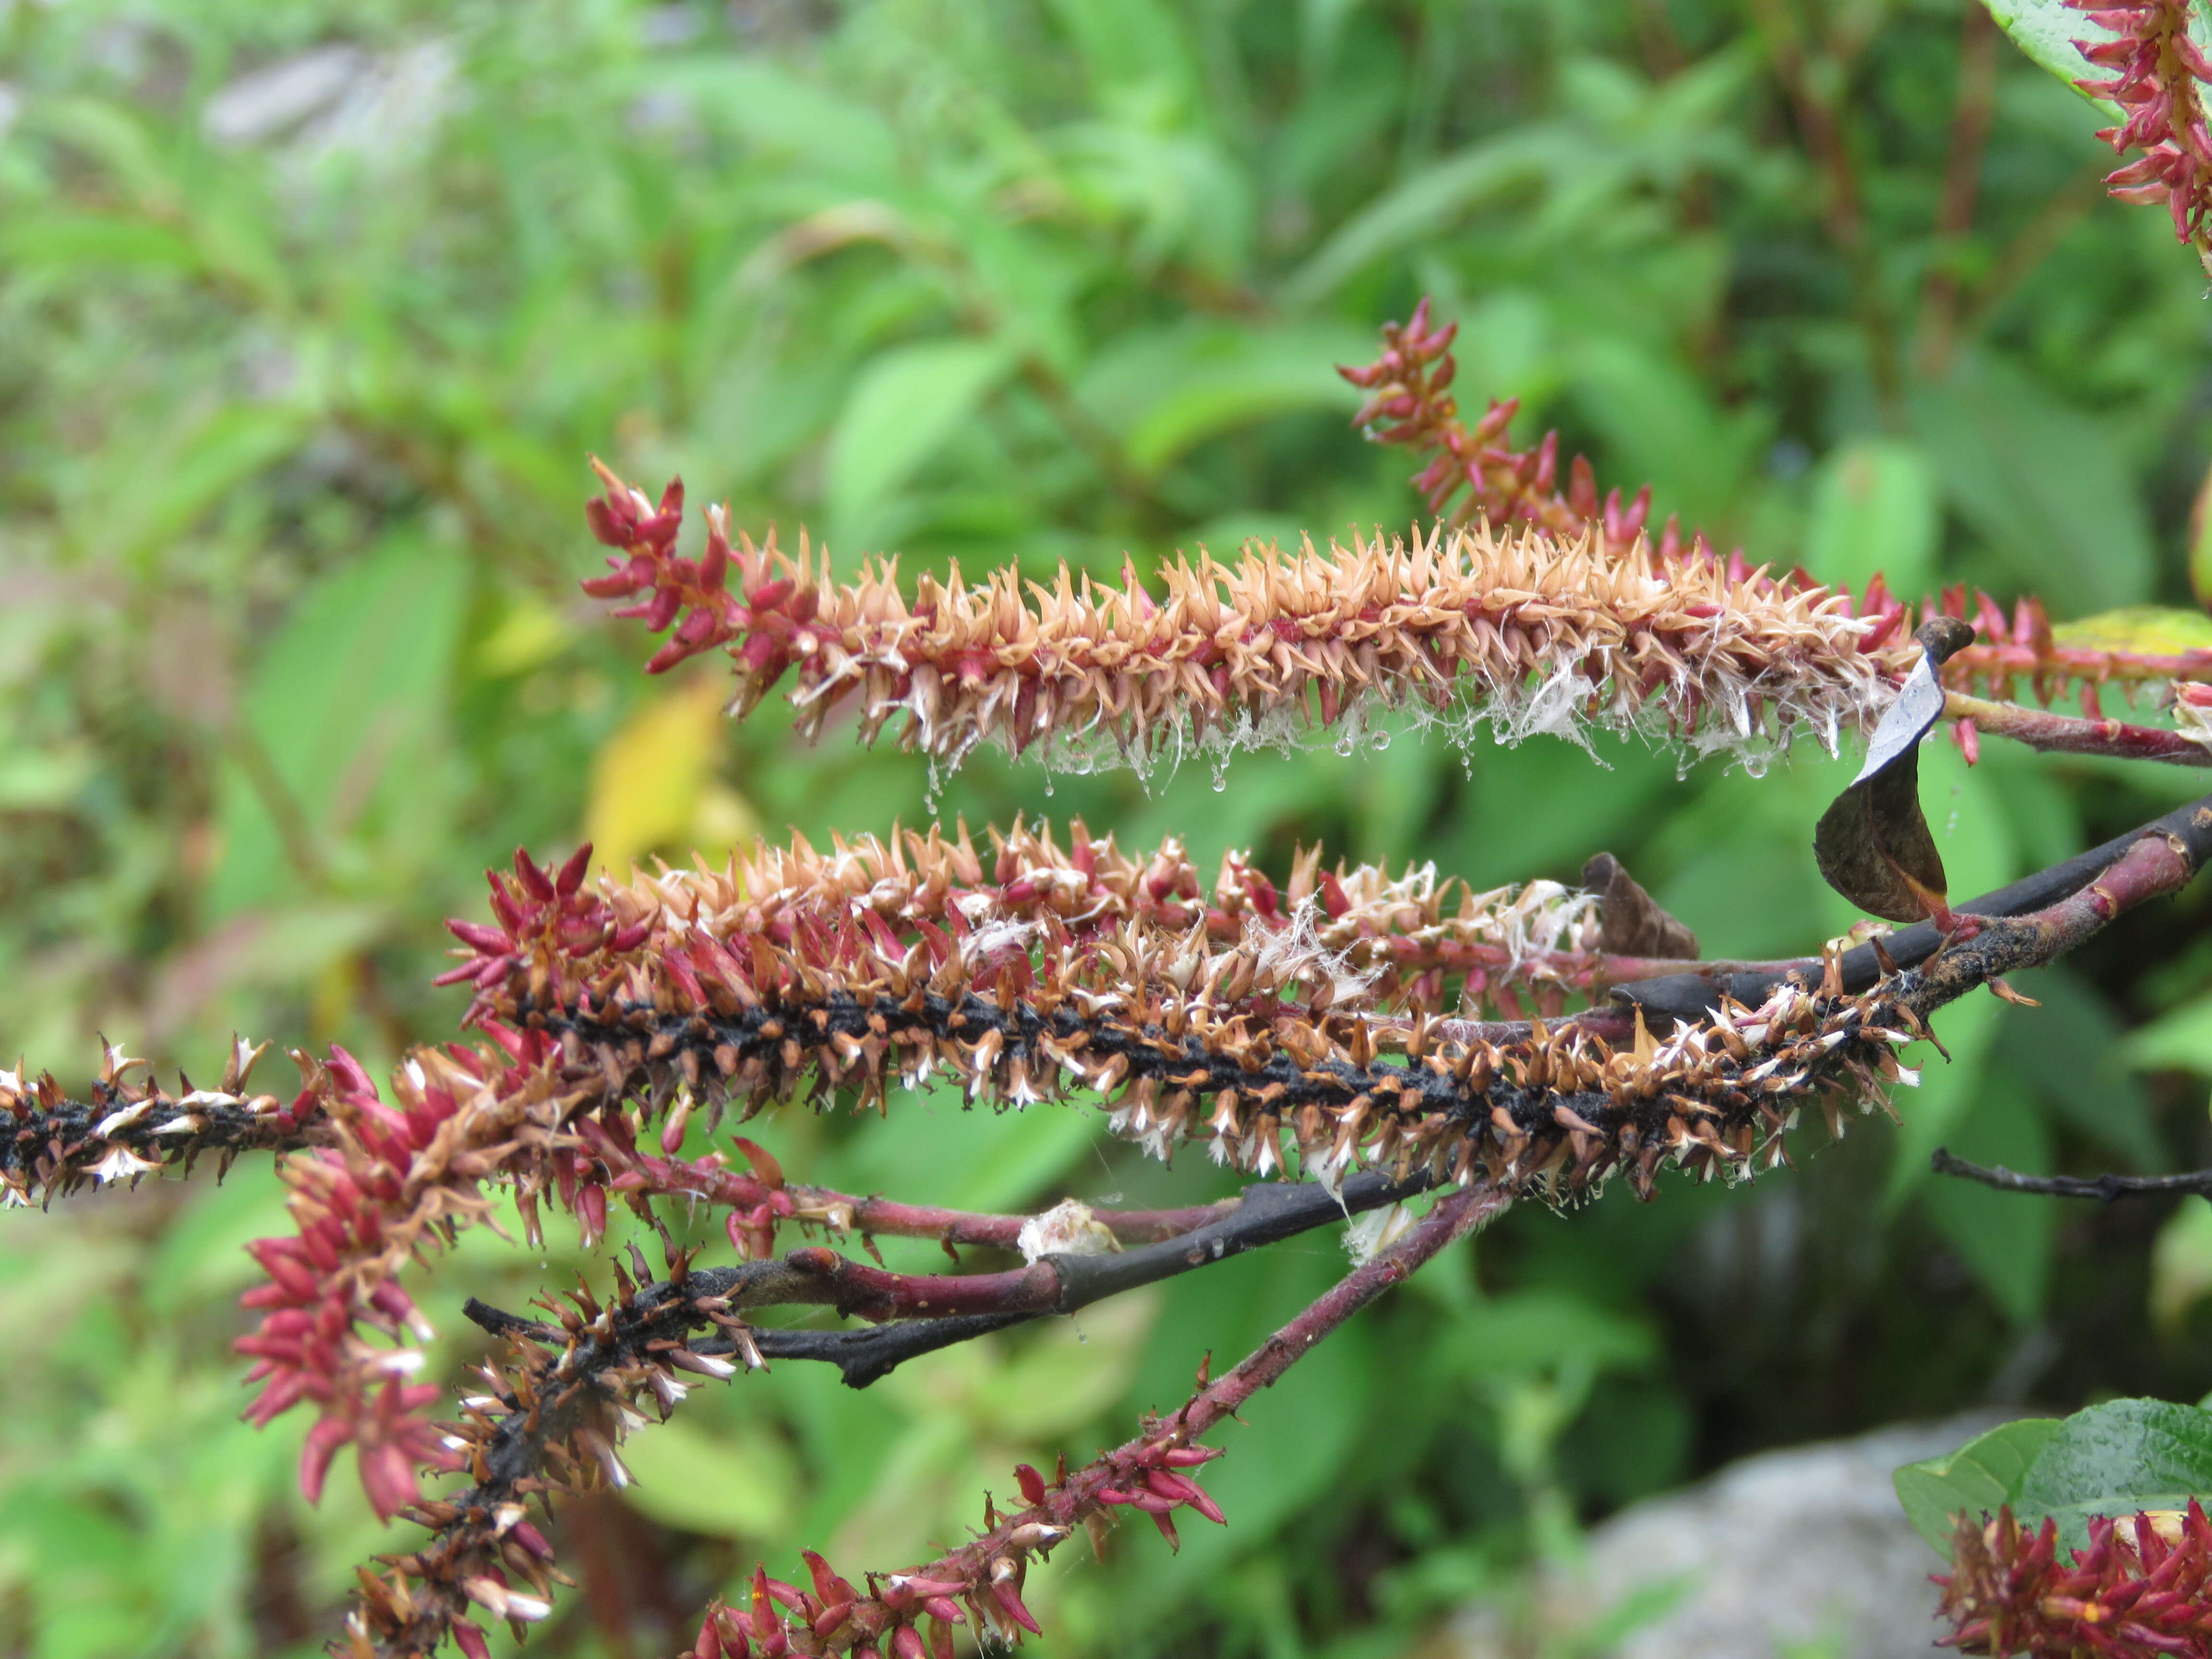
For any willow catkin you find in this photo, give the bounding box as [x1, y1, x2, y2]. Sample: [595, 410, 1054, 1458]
[581, 464, 1909, 777]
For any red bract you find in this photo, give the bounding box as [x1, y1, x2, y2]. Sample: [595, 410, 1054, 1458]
[234, 1048, 481, 1517]
[1938, 1501, 2212, 1656]
[435, 843, 632, 998]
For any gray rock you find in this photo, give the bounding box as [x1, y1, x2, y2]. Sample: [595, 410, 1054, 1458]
[203, 47, 369, 147]
[201, 40, 455, 166]
[1452, 1415, 2012, 1659]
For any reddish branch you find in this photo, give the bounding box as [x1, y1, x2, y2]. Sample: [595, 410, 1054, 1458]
[601, 1135, 1244, 1257]
[671, 1181, 1509, 1659]
[1946, 690, 2211, 766]
[467, 1165, 1443, 1393]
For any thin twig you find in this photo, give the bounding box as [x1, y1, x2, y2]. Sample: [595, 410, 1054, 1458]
[1932, 1148, 2212, 1202]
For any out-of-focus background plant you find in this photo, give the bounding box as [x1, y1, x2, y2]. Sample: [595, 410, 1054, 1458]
[9, 0, 2212, 1654]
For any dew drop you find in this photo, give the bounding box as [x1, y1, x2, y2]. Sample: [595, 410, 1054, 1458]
[1370, 729, 1391, 752]
[1334, 732, 1356, 757]
[1211, 764, 1227, 793]
[1042, 774, 1055, 797]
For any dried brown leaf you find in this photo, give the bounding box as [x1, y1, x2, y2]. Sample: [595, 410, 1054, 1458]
[1813, 619, 1975, 924]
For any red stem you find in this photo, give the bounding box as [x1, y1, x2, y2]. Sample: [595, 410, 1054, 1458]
[1946, 692, 2210, 767]
[599, 1135, 1238, 1249]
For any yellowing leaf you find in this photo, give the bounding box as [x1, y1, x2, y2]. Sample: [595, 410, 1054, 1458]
[2051, 606, 2212, 655]
[473, 596, 575, 678]
[584, 677, 757, 878]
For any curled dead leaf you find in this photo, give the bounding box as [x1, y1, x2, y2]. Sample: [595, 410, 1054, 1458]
[1813, 618, 1974, 925]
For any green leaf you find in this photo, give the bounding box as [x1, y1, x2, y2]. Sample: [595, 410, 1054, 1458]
[1567, 334, 1769, 532]
[1429, 1289, 1658, 1382]
[1044, 0, 1199, 107]
[1079, 323, 1369, 473]
[1974, 0, 2124, 110]
[1885, 988, 2005, 1209]
[826, 338, 1013, 549]
[2124, 993, 2212, 1076]
[1909, 353, 2155, 615]
[0, 211, 201, 273]
[619, 1416, 798, 1539]
[1278, 129, 1561, 306]
[1994, 967, 2163, 1169]
[94, 403, 312, 567]
[1894, 1418, 2061, 1556]
[812, 1082, 1101, 1219]
[2015, 1398, 2212, 1548]
[647, 58, 899, 182]
[209, 532, 468, 917]
[1922, 1065, 2056, 1322]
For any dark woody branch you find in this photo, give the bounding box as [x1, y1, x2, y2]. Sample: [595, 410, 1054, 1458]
[350, 1256, 759, 1658]
[1613, 790, 2212, 1022]
[0, 1037, 326, 1205]
[467, 1166, 1443, 1390]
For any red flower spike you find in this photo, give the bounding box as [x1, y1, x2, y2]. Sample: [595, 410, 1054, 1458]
[1937, 1501, 2212, 1655]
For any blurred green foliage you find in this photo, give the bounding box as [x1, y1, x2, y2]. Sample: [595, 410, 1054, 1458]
[9, 0, 2212, 1655]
